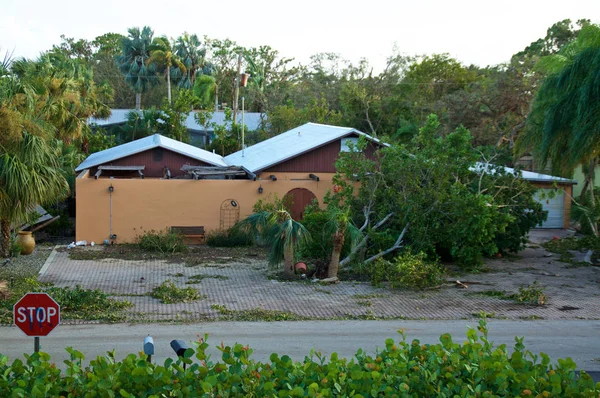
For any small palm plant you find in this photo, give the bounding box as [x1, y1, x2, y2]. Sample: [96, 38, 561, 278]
[236, 209, 310, 279]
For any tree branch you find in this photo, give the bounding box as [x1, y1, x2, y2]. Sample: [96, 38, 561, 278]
[362, 223, 409, 265]
[340, 212, 395, 267]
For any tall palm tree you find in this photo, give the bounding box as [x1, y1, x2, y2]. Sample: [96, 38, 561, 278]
[236, 209, 310, 279]
[148, 36, 186, 105]
[174, 33, 206, 89]
[116, 26, 157, 110]
[12, 53, 111, 145]
[518, 24, 600, 203]
[0, 133, 69, 256]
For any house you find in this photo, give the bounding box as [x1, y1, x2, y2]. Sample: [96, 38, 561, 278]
[75, 122, 575, 244]
[75, 123, 382, 244]
[88, 109, 264, 147]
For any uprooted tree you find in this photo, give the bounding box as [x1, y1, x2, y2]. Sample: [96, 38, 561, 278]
[330, 114, 546, 270]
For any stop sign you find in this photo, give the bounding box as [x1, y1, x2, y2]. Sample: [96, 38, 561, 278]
[13, 293, 60, 337]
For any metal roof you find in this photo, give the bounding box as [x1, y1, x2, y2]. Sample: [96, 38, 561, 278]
[88, 109, 264, 131]
[75, 134, 228, 172]
[224, 122, 385, 173]
[472, 163, 577, 184]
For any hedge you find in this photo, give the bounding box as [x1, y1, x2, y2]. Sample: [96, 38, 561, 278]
[0, 320, 598, 397]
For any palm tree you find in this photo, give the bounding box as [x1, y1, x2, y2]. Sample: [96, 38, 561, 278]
[116, 26, 157, 110]
[148, 36, 186, 105]
[174, 33, 206, 89]
[325, 206, 361, 279]
[518, 24, 600, 205]
[0, 133, 69, 256]
[12, 52, 111, 145]
[236, 209, 310, 279]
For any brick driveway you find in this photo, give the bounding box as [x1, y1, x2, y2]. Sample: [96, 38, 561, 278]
[38, 237, 600, 322]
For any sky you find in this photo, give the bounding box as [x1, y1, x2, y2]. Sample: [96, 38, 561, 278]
[2, 0, 600, 72]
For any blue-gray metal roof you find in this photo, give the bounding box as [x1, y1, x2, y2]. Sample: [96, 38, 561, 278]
[472, 163, 577, 184]
[88, 109, 264, 131]
[75, 134, 228, 172]
[224, 122, 385, 173]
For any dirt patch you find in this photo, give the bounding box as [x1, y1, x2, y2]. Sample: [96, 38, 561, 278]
[65, 244, 267, 266]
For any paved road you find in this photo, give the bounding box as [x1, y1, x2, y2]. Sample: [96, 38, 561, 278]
[2, 320, 599, 376]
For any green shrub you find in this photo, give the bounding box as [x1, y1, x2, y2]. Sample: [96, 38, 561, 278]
[206, 228, 253, 247]
[42, 285, 132, 322]
[370, 251, 446, 289]
[515, 281, 547, 305]
[0, 320, 598, 396]
[150, 280, 202, 303]
[136, 228, 187, 254]
[9, 235, 22, 258]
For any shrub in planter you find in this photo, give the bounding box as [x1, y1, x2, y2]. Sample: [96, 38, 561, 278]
[135, 228, 187, 254]
[205, 228, 253, 247]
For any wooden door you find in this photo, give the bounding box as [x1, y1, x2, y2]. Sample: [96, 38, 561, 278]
[284, 188, 317, 221]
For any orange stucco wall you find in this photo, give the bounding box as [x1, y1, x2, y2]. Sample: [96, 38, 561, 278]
[531, 182, 573, 228]
[76, 171, 334, 243]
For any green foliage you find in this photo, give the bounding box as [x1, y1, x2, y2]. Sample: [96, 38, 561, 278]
[150, 280, 201, 304]
[85, 129, 117, 153]
[43, 206, 74, 237]
[1, 321, 598, 396]
[211, 304, 305, 321]
[252, 192, 291, 214]
[475, 166, 548, 253]
[9, 235, 22, 258]
[135, 229, 188, 254]
[335, 115, 544, 268]
[268, 96, 342, 134]
[205, 228, 253, 247]
[43, 285, 133, 321]
[370, 251, 445, 290]
[296, 203, 335, 262]
[514, 282, 547, 305]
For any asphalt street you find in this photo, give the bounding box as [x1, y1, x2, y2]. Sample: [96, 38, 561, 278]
[1, 319, 599, 380]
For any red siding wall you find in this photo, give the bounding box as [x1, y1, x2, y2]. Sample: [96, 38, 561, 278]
[263, 138, 379, 173]
[89, 149, 212, 178]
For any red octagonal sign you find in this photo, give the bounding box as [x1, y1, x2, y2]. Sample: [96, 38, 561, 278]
[13, 293, 60, 337]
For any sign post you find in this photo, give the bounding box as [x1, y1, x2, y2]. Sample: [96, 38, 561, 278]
[13, 293, 60, 352]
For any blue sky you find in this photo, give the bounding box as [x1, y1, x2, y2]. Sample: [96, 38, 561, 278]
[2, 0, 599, 71]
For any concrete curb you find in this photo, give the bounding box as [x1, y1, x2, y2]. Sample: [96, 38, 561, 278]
[38, 246, 58, 277]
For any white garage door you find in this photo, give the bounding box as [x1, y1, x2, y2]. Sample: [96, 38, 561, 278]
[534, 188, 565, 228]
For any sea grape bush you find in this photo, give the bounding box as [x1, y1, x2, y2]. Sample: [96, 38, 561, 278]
[0, 320, 598, 397]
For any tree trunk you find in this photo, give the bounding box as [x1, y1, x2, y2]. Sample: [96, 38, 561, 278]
[135, 93, 142, 110]
[167, 67, 172, 105]
[328, 231, 345, 278]
[1, 220, 11, 258]
[282, 244, 295, 279]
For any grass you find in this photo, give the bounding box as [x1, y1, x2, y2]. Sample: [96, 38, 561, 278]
[542, 235, 600, 265]
[466, 283, 547, 305]
[353, 293, 386, 300]
[186, 273, 229, 284]
[1, 281, 133, 324]
[210, 304, 307, 321]
[150, 280, 203, 304]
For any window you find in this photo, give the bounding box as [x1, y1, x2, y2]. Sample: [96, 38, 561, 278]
[152, 148, 163, 162]
[340, 137, 359, 152]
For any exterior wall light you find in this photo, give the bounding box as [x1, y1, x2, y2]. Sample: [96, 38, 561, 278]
[258, 185, 263, 194]
[108, 185, 114, 193]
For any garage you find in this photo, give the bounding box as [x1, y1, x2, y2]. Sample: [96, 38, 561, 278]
[519, 170, 576, 229]
[534, 188, 566, 228]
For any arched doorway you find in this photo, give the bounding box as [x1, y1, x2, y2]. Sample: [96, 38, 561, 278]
[220, 199, 240, 229]
[284, 188, 317, 221]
